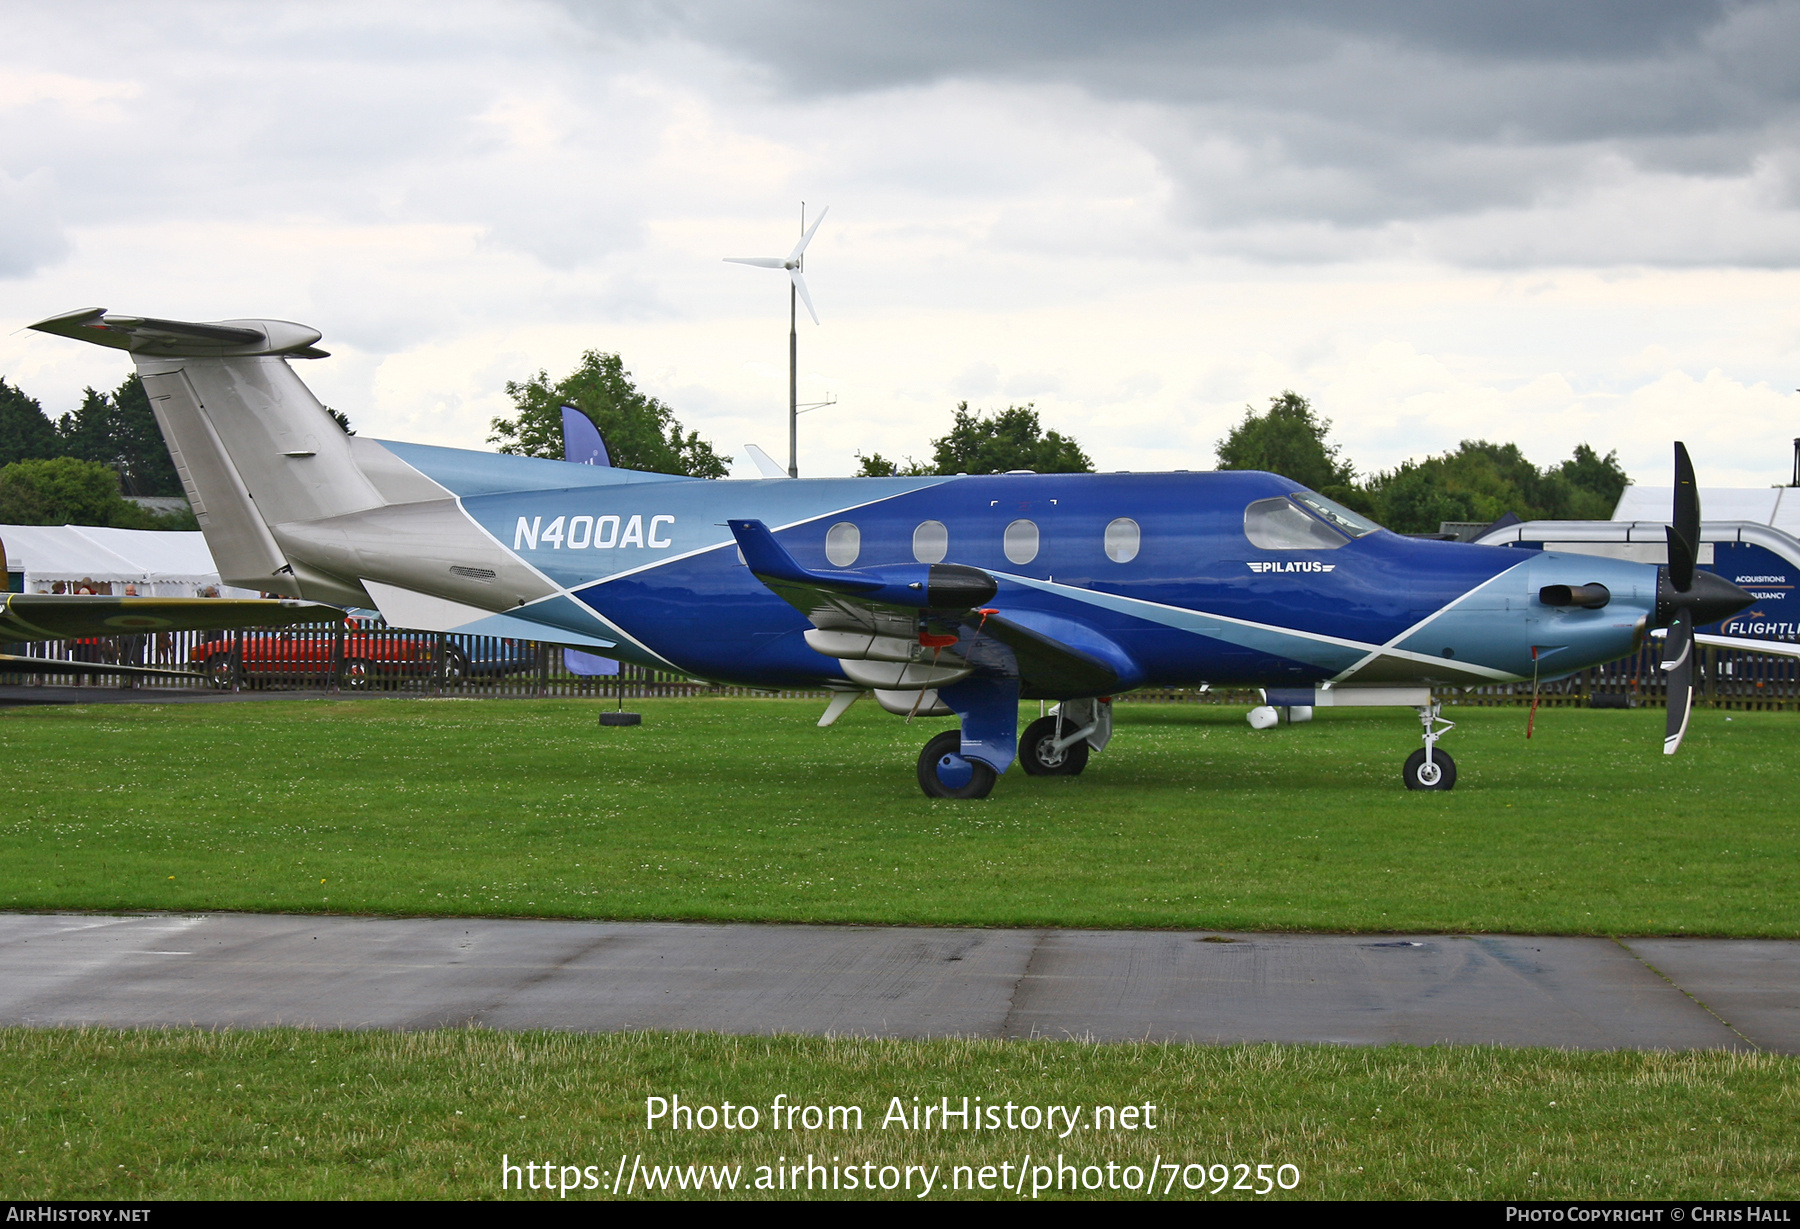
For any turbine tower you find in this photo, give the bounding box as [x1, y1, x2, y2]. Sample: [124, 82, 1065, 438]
[726, 204, 828, 478]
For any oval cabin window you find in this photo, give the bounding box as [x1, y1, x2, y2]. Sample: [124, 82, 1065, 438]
[1003, 519, 1039, 565]
[825, 521, 861, 567]
[913, 520, 948, 564]
[1104, 517, 1140, 563]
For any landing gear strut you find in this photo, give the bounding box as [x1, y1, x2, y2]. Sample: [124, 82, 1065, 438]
[1402, 702, 1457, 790]
[1019, 713, 1090, 776]
[917, 729, 997, 799]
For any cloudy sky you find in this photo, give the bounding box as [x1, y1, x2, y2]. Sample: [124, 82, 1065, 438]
[5, 1, 1800, 489]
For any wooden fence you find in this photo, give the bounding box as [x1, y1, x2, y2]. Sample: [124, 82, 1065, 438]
[5, 629, 1797, 710]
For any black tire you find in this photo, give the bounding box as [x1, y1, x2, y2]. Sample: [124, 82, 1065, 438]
[342, 658, 376, 691]
[1019, 715, 1090, 776]
[917, 729, 997, 799]
[205, 654, 234, 691]
[441, 646, 469, 683]
[1402, 747, 1457, 791]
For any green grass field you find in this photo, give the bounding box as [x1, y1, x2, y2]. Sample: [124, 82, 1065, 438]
[5, 696, 1798, 1202]
[4, 1028, 1794, 1201]
[2, 695, 1796, 935]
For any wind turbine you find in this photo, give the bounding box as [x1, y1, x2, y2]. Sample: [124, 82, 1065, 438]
[726, 204, 828, 478]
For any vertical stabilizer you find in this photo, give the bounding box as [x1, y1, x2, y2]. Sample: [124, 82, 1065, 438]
[138, 365, 291, 592]
[29, 309, 552, 612]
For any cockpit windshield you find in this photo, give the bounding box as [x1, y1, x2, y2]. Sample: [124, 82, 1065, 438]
[1243, 492, 1386, 550]
[1290, 491, 1382, 539]
[1244, 497, 1348, 550]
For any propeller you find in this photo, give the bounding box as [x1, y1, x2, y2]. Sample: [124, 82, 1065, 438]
[724, 205, 828, 324]
[1655, 441, 1753, 755]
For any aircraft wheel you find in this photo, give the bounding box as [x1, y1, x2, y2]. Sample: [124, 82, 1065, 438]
[1019, 715, 1089, 776]
[205, 654, 234, 690]
[1402, 747, 1457, 791]
[917, 730, 996, 799]
[441, 646, 469, 683]
[342, 658, 376, 691]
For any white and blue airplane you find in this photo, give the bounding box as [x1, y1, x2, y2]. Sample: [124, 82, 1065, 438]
[30, 308, 1753, 797]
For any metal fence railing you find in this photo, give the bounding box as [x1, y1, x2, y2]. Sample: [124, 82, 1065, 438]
[0, 627, 823, 700]
[4, 629, 1798, 710]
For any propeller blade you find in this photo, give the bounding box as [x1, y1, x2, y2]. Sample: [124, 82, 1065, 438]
[790, 269, 820, 325]
[1661, 605, 1693, 672]
[1668, 441, 1699, 592]
[1661, 607, 1694, 755]
[787, 205, 829, 265]
[724, 257, 787, 268]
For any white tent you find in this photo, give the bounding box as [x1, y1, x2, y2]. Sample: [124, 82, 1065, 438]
[0, 524, 257, 597]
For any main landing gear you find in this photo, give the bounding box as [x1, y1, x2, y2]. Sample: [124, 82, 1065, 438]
[1403, 702, 1457, 790]
[1019, 714, 1090, 776]
[916, 697, 1111, 798]
[917, 729, 998, 799]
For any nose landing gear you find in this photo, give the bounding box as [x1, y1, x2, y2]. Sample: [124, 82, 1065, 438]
[1403, 702, 1457, 790]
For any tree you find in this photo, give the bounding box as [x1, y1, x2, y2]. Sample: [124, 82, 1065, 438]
[1552, 443, 1629, 515]
[0, 457, 191, 529]
[1215, 391, 1356, 492]
[922, 402, 1094, 475]
[52, 375, 184, 497]
[0, 377, 61, 467]
[488, 351, 728, 478]
[100, 373, 182, 496]
[854, 451, 935, 477]
[1362, 440, 1632, 533]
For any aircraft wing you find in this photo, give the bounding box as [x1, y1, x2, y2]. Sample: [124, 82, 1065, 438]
[0, 595, 342, 641]
[1683, 631, 1800, 659]
[960, 611, 1125, 695]
[728, 519, 1129, 696]
[0, 654, 207, 681]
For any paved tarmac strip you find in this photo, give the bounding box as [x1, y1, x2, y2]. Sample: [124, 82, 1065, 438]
[1, 913, 1795, 1051]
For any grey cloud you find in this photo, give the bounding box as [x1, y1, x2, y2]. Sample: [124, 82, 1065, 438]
[606, 1, 1735, 91]
[0, 3, 647, 271]
[601, 0, 1800, 266]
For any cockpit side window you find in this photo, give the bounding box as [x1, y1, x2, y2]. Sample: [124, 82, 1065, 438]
[1244, 496, 1349, 550]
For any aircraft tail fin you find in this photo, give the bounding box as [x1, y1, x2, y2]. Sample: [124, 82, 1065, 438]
[29, 309, 393, 598]
[561, 405, 610, 466]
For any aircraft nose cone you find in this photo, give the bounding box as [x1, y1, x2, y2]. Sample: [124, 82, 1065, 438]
[1656, 566, 1754, 626]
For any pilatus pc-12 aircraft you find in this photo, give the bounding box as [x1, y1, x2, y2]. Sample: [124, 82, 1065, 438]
[31, 307, 1755, 798]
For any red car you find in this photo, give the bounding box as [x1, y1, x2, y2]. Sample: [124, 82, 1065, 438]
[189, 618, 450, 689]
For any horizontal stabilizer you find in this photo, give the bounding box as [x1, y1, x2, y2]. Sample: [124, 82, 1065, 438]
[28, 308, 330, 359]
